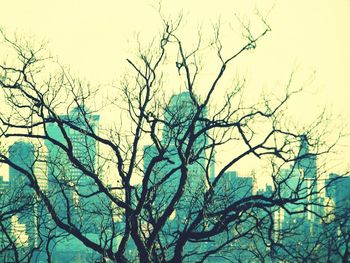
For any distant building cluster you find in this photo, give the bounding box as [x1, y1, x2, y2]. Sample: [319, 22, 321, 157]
[0, 107, 104, 262]
[0, 92, 349, 262]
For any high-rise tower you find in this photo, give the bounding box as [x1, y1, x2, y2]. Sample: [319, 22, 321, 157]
[8, 141, 36, 247]
[144, 92, 209, 227]
[45, 106, 100, 230]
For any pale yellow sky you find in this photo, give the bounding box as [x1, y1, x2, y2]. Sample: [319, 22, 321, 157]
[0, 0, 349, 186]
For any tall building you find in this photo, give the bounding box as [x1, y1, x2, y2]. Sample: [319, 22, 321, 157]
[326, 173, 350, 211]
[142, 92, 211, 259]
[8, 141, 36, 247]
[278, 135, 319, 224]
[45, 106, 101, 231]
[298, 135, 318, 224]
[144, 92, 209, 220]
[273, 135, 320, 259]
[9, 141, 35, 192]
[164, 91, 208, 189]
[296, 135, 318, 222]
[296, 135, 317, 179]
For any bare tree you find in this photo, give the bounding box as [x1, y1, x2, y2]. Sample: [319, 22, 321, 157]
[0, 13, 343, 263]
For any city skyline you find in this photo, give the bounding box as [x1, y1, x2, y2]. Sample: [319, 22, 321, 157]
[0, 85, 349, 261]
[1, 1, 350, 262]
[1, 109, 346, 261]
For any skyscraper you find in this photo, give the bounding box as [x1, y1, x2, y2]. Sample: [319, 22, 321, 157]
[144, 92, 209, 221]
[45, 106, 100, 231]
[296, 135, 317, 179]
[326, 173, 350, 211]
[278, 135, 319, 223]
[297, 135, 318, 223]
[8, 141, 36, 247]
[273, 135, 320, 259]
[142, 92, 211, 259]
[163, 92, 208, 191]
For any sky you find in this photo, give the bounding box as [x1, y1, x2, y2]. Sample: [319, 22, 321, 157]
[0, 0, 349, 186]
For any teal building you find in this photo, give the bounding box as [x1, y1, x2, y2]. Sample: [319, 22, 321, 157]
[8, 141, 36, 247]
[144, 92, 208, 215]
[45, 106, 100, 227]
[142, 92, 210, 258]
[44, 106, 105, 261]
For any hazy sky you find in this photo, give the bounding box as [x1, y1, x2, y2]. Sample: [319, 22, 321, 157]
[1, 0, 349, 185]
